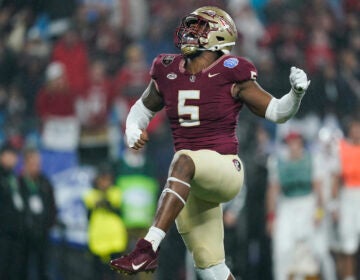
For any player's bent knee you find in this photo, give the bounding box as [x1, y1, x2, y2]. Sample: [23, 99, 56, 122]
[170, 150, 195, 180]
[196, 262, 230, 280]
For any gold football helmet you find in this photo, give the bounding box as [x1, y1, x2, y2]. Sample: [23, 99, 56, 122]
[174, 6, 238, 56]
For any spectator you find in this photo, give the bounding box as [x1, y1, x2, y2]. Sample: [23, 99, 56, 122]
[0, 143, 26, 280]
[16, 26, 50, 120]
[270, 12, 305, 71]
[114, 44, 150, 128]
[91, 19, 125, 73]
[52, 26, 89, 93]
[76, 59, 115, 165]
[140, 19, 177, 65]
[114, 44, 165, 135]
[266, 131, 334, 280]
[78, 0, 149, 41]
[4, 84, 27, 149]
[313, 125, 342, 280]
[7, 84, 26, 123]
[309, 63, 349, 119]
[332, 117, 360, 280]
[6, 9, 30, 54]
[83, 163, 127, 280]
[230, 4, 265, 61]
[36, 61, 79, 151]
[305, 28, 335, 75]
[337, 49, 360, 114]
[79, 0, 149, 41]
[19, 148, 57, 280]
[114, 44, 150, 110]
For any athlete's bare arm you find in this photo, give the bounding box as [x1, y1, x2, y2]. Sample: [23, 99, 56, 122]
[141, 80, 165, 112]
[232, 80, 273, 117]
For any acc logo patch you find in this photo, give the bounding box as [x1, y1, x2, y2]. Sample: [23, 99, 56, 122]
[232, 159, 242, 172]
[223, 57, 239, 68]
[167, 73, 177, 80]
[162, 55, 175, 66]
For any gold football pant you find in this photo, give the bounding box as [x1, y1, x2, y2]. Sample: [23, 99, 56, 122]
[174, 149, 244, 268]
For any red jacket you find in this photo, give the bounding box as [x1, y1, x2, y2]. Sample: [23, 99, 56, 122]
[52, 40, 89, 93]
[36, 87, 76, 119]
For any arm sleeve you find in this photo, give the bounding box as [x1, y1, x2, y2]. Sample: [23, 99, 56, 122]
[265, 89, 304, 123]
[125, 98, 156, 147]
[126, 99, 156, 130]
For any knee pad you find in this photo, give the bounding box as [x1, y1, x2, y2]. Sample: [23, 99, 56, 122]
[196, 262, 230, 280]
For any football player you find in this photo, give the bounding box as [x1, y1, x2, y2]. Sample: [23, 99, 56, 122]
[110, 6, 310, 280]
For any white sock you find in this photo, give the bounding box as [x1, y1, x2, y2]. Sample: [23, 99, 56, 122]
[144, 226, 166, 252]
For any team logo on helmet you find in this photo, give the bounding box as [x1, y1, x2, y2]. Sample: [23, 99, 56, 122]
[202, 9, 217, 18]
[232, 159, 241, 172]
[162, 55, 175, 66]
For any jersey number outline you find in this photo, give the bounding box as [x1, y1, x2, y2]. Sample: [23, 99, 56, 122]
[178, 90, 200, 127]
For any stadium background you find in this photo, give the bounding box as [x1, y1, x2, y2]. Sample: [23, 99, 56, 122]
[0, 0, 359, 279]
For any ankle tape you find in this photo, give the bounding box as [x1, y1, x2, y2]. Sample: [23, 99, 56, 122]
[167, 177, 191, 188]
[162, 188, 186, 205]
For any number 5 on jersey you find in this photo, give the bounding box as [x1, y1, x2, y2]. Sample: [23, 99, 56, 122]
[178, 90, 200, 127]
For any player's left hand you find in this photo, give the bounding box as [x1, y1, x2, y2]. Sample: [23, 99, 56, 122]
[289, 66, 311, 95]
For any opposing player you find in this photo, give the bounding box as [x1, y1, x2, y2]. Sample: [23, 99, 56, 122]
[110, 6, 310, 280]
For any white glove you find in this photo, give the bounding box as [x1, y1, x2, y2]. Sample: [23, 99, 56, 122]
[289, 66, 311, 95]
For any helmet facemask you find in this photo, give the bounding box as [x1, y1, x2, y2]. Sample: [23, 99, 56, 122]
[174, 15, 213, 56]
[174, 7, 237, 56]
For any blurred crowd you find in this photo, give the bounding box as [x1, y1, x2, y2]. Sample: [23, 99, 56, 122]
[0, 0, 357, 152]
[0, 0, 359, 279]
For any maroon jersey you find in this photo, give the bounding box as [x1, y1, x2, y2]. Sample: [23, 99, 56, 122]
[150, 54, 257, 154]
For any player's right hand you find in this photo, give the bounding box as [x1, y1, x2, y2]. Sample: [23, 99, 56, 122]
[126, 127, 149, 150]
[289, 66, 310, 95]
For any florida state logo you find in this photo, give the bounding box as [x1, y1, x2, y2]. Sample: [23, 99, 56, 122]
[232, 159, 241, 172]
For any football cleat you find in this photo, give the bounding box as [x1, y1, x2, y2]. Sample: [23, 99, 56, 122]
[109, 239, 159, 275]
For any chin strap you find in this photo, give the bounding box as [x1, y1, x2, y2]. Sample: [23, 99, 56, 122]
[202, 42, 235, 53]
